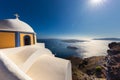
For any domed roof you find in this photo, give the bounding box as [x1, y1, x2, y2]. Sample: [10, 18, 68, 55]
[0, 18, 34, 33]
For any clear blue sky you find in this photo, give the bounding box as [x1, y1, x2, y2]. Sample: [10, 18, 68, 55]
[0, 0, 120, 39]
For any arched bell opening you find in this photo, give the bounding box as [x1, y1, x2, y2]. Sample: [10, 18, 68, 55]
[24, 35, 31, 45]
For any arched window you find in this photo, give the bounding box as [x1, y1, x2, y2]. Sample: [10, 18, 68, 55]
[24, 35, 31, 45]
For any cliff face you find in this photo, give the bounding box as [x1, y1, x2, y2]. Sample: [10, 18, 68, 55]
[67, 56, 106, 80]
[107, 42, 120, 80]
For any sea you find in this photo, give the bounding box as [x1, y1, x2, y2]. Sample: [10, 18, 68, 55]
[37, 39, 120, 58]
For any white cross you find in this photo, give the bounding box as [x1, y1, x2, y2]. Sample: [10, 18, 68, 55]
[14, 13, 20, 19]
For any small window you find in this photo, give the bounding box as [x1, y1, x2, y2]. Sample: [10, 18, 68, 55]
[24, 35, 31, 45]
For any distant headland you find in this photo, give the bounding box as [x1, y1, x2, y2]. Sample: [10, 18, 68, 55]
[61, 39, 88, 43]
[93, 38, 120, 41]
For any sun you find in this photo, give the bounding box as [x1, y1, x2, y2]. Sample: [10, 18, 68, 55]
[90, 0, 103, 5]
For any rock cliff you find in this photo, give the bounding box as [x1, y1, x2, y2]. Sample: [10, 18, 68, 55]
[106, 42, 120, 80]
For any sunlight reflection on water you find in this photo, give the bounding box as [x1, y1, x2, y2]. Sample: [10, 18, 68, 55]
[75, 40, 118, 58]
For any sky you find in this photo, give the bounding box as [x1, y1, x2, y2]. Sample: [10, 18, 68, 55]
[0, 0, 120, 39]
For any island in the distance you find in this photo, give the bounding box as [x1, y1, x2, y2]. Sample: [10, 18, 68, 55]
[67, 46, 78, 50]
[93, 38, 120, 41]
[61, 39, 88, 43]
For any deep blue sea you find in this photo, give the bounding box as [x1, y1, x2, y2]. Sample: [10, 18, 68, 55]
[37, 39, 120, 58]
[37, 39, 78, 58]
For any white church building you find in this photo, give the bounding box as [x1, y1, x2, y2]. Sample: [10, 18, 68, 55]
[0, 15, 72, 80]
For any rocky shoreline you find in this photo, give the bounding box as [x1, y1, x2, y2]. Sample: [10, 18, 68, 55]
[66, 56, 106, 80]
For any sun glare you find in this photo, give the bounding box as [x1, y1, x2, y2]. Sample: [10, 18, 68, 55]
[91, 0, 102, 4]
[90, 0, 105, 6]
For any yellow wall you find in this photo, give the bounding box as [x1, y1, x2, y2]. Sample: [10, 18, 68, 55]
[20, 33, 34, 46]
[0, 32, 15, 48]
